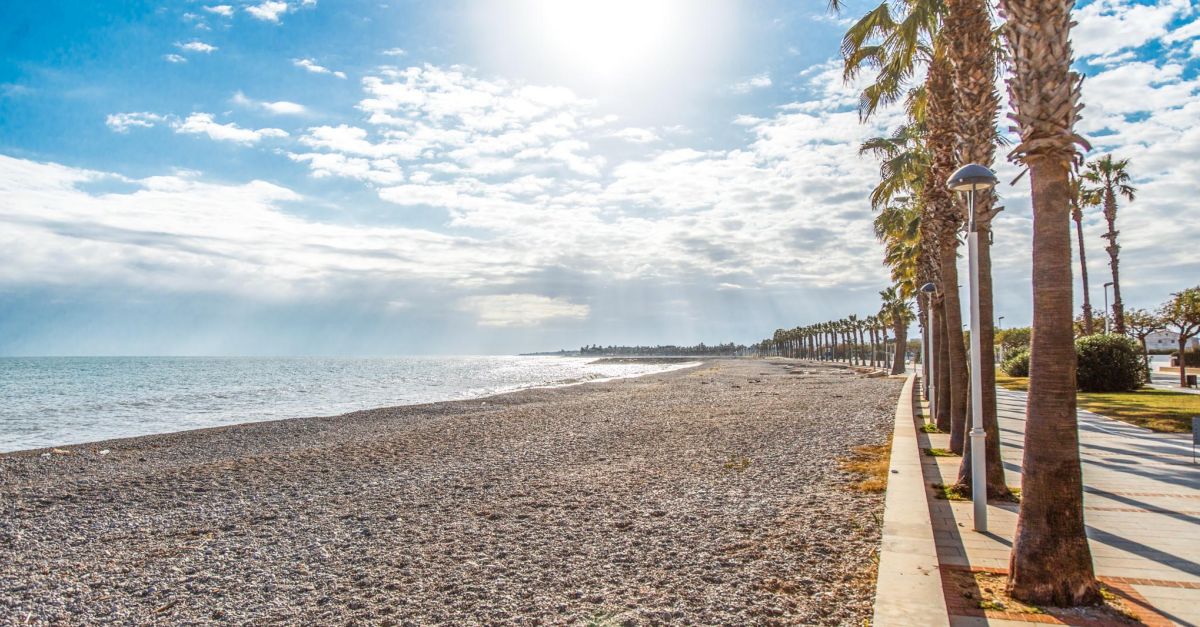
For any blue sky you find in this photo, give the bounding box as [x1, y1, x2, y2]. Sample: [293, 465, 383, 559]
[1, 0, 1198, 355]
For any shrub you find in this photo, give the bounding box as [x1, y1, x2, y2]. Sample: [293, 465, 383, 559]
[1001, 348, 1029, 377]
[1076, 334, 1144, 392]
[1170, 349, 1200, 366]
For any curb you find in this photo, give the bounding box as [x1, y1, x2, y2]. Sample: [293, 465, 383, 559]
[871, 373, 950, 626]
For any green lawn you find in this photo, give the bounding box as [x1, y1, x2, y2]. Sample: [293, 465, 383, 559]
[996, 376, 1197, 433]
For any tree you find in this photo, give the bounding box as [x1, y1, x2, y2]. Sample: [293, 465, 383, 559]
[1123, 308, 1164, 379]
[944, 0, 1009, 500]
[1070, 173, 1096, 335]
[1082, 154, 1136, 335]
[881, 286, 914, 375]
[999, 0, 1100, 606]
[1160, 288, 1200, 388]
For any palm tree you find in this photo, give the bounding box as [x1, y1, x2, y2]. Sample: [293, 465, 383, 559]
[1070, 173, 1096, 335]
[880, 286, 914, 374]
[847, 315, 860, 364]
[922, 39, 972, 454]
[1082, 154, 1136, 334]
[998, 0, 1100, 606]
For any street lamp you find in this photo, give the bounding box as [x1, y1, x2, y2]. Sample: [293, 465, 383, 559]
[997, 316, 1005, 362]
[920, 282, 937, 410]
[948, 163, 999, 534]
[1103, 281, 1114, 334]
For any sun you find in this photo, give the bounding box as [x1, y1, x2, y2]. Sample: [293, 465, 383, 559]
[529, 0, 680, 79]
[472, 0, 736, 106]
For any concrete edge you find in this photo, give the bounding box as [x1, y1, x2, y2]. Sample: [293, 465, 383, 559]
[872, 373, 951, 627]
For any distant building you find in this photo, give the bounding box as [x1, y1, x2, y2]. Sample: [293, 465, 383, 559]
[1145, 330, 1199, 351]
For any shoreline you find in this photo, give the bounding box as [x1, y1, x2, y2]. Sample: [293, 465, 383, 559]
[1, 359, 901, 624]
[1, 357, 702, 456]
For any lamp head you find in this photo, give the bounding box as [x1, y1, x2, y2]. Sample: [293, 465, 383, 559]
[920, 282, 937, 294]
[947, 163, 998, 192]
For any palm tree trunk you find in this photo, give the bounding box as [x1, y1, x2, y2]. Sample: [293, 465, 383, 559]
[935, 301, 953, 432]
[998, 0, 1099, 595]
[892, 320, 907, 375]
[1074, 213, 1094, 335]
[956, 224, 1009, 496]
[1104, 203, 1125, 334]
[940, 241, 969, 454]
[1008, 157, 1100, 606]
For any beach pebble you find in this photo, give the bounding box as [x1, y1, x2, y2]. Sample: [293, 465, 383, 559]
[0, 359, 898, 625]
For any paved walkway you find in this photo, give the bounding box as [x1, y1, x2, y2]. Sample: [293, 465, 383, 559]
[920, 388, 1200, 626]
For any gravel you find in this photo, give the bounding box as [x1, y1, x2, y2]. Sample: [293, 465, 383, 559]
[0, 359, 901, 625]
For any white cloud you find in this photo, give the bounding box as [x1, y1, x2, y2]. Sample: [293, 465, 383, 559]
[231, 91, 307, 115]
[176, 41, 217, 54]
[609, 127, 660, 144]
[293, 58, 347, 79]
[173, 113, 289, 144]
[457, 294, 590, 327]
[246, 0, 289, 22]
[163, 54, 187, 64]
[381, 48, 407, 56]
[0, 154, 536, 299]
[730, 72, 772, 94]
[287, 152, 405, 185]
[105, 112, 165, 133]
[204, 5, 234, 17]
[1073, 0, 1192, 58]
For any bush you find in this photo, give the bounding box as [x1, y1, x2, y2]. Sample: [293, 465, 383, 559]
[1001, 348, 1029, 377]
[1170, 349, 1200, 366]
[1076, 334, 1144, 392]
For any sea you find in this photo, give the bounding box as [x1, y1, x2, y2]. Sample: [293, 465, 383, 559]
[0, 356, 695, 453]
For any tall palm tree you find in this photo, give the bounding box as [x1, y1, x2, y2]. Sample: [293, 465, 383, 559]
[880, 286, 914, 374]
[1082, 154, 1136, 335]
[841, 1, 972, 453]
[1069, 173, 1096, 335]
[923, 39, 971, 454]
[942, 0, 1009, 497]
[998, 0, 1100, 606]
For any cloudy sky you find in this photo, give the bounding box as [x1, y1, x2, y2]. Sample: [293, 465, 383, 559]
[1, 0, 1197, 355]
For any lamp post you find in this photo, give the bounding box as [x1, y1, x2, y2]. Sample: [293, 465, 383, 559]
[948, 163, 999, 534]
[1104, 281, 1114, 334]
[921, 282, 937, 409]
[997, 316, 1005, 363]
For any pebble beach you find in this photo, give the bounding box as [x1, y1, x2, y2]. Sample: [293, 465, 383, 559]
[1, 359, 901, 625]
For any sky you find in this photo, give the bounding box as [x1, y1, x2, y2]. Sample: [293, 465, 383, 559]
[1, 0, 1198, 355]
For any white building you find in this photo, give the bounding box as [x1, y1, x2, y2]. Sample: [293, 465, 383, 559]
[1145, 330, 1199, 351]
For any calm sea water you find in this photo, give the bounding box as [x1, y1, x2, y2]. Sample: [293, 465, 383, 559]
[0, 356, 693, 452]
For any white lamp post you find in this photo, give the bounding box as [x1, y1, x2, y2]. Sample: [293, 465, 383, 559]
[947, 163, 999, 533]
[1103, 281, 1114, 334]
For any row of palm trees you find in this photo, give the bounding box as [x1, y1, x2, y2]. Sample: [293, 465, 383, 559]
[757, 287, 914, 374]
[828, 0, 1099, 606]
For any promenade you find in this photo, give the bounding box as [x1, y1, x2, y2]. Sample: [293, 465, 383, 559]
[877, 376, 1200, 626]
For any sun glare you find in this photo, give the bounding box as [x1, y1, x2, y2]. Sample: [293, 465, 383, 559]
[473, 0, 734, 102]
[530, 0, 679, 79]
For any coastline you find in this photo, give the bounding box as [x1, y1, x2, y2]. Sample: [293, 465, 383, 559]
[0, 356, 699, 455]
[1, 359, 900, 624]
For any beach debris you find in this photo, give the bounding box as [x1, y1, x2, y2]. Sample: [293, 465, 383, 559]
[98, 449, 111, 456]
[50, 448, 72, 456]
